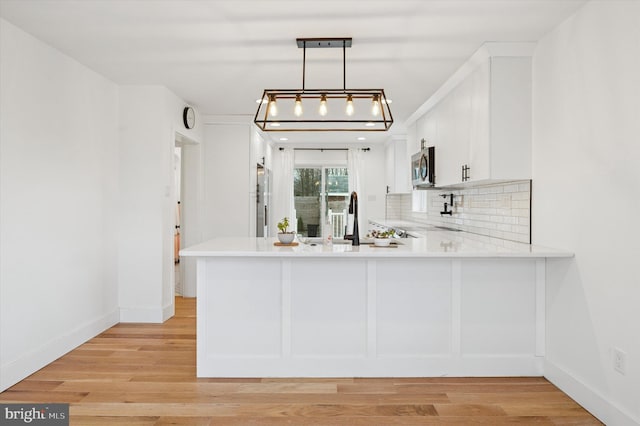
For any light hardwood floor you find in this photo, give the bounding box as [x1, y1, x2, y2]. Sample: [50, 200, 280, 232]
[1, 297, 602, 425]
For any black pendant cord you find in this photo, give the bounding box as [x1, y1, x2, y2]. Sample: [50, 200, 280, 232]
[302, 40, 306, 91]
[343, 39, 346, 91]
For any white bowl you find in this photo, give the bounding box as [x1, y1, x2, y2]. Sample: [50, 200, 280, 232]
[374, 238, 391, 247]
[277, 233, 295, 244]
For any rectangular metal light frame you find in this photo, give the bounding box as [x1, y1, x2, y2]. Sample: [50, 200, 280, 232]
[254, 89, 393, 132]
[254, 37, 393, 132]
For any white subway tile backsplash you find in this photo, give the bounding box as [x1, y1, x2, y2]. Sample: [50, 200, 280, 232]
[502, 184, 520, 193]
[512, 208, 530, 218]
[385, 180, 531, 243]
[511, 191, 530, 201]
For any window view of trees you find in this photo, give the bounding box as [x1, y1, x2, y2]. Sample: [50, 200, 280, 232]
[294, 169, 321, 196]
[325, 168, 349, 194]
[294, 167, 349, 237]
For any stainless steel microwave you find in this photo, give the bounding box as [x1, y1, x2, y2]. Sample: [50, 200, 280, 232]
[411, 146, 435, 189]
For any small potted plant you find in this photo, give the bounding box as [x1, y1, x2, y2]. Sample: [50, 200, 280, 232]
[277, 217, 296, 244]
[367, 229, 395, 247]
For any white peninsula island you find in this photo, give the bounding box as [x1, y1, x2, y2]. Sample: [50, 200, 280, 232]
[180, 231, 572, 378]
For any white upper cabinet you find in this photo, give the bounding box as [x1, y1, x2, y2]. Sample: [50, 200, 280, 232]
[384, 136, 410, 193]
[406, 43, 533, 188]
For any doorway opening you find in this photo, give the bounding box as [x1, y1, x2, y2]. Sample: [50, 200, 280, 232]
[173, 146, 182, 296]
[173, 133, 199, 298]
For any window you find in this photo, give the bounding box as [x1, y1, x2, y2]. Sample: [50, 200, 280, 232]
[294, 167, 349, 238]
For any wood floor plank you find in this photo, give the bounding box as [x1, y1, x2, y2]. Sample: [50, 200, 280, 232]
[261, 377, 354, 383]
[198, 417, 557, 425]
[352, 376, 550, 384]
[0, 390, 88, 403]
[55, 382, 242, 393]
[70, 416, 158, 426]
[153, 417, 213, 426]
[0, 296, 602, 425]
[70, 402, 440, 417]
[501, 402, 600, 417]
[433, 402, 508, 416]
[6, 380, 63, 392]
[236, 383, 337, 394]
[549, 416, 604, 425]
[447, 391, 575, 404]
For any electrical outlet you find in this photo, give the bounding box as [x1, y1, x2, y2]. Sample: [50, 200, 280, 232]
[613, 348, 626, 375]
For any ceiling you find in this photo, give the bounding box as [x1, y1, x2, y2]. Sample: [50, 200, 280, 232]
[0, 0, 586, 145]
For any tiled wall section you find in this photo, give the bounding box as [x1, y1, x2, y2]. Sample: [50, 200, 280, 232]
[386, 180, 531, 243]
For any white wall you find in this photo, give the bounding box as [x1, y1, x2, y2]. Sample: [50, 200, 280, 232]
[0, 19, 120, 390]
[118, 86, 203, 320]
[201, 117, 252, 239]
[532, 2, 640, 425]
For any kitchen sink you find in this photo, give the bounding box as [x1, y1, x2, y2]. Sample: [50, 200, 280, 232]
[431, 226, 462, 232]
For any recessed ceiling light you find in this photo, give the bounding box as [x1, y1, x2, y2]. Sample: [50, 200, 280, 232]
[357, 137, 366, 141]
[365, 122, 375, 127]
[382, 99, 393, 104]
[279, 137, 289, 141]
[255, 98, 268, 104]
[269, 122, 281, 127]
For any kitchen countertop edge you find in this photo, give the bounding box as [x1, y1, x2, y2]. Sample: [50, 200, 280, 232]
[180, 236, 573, 259]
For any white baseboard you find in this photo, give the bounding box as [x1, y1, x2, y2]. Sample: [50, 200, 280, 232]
[120, 304, 174, 323]
[162, 301, 175, 322]
[0, 309, 119, 392]
[544, 360, 639, 426]
[119, 306, 164, 323]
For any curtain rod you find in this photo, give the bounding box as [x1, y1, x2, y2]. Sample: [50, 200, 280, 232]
[279, 147, 370, 152]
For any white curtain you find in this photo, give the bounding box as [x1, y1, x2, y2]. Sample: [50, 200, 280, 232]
[272, 148, 295, 234]
[347, 148, 366, 234]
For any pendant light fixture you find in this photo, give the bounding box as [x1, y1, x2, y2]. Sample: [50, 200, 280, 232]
[371, 94, 380, 116]
[254, 37, 393, 132]
[294, 94, 303, 117]
[267, 94, 277, 117]
[346, 94, 355, 116]
[319, 94, 328, 116]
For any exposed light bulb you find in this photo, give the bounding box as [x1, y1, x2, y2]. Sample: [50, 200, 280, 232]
[371, 95, 380, 116]
[268, 95, 278, 117]
[346, 94, 354, 116]
[319, 94, 328, 116]
[294, 94, 303, 117]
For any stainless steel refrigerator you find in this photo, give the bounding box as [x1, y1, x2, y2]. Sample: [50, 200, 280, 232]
[256, 164, 270, 237]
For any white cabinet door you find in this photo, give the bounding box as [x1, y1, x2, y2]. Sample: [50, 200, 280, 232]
[417, 109, 438, 149]
[453, 74, 473, 183]
[393, 138, 410, 193]
[412, 49, 531, 188]
[384, 137, 410, 193]
[384, 142, 394, 193]
[435, 76, 473, 187]
[434, 94, 458, 187]
[468, 60, 491, 183]
[487, 57, 532, 181]
[438, 57, 530, 187]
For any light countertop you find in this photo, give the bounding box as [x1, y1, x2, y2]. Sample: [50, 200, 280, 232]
[180, 231, 573, 259]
